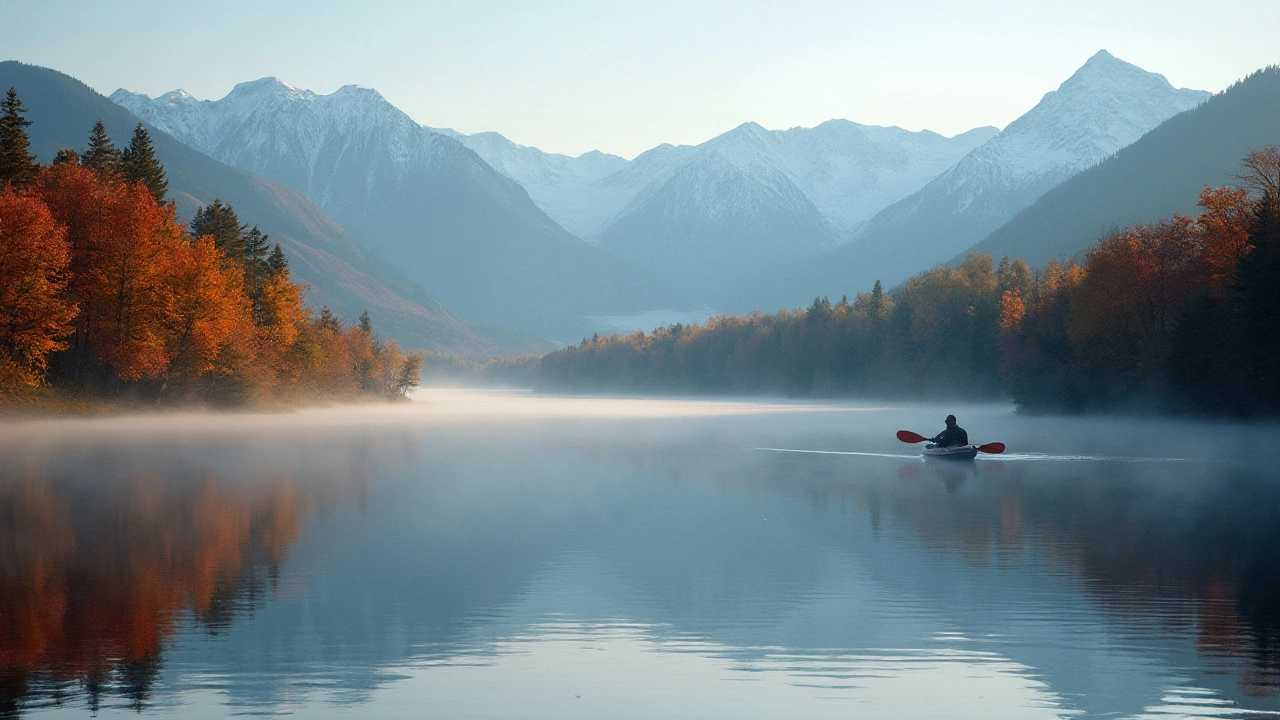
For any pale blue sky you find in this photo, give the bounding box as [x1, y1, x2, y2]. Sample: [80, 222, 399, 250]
[8, 0, 1279, 158]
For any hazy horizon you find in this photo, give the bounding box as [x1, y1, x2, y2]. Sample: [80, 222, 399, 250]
[8, 0, 1279, 158]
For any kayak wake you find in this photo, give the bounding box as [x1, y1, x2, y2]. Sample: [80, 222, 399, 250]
[996, 452, 1198, 463]
[753, 447, 921, 460]
[754, 447, 1198, 463]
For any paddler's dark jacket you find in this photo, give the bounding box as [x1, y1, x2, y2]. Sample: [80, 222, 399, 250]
[930, 425, 969, 448]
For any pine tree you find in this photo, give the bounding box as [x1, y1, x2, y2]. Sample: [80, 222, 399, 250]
[358, 311, 373, 335]
[121, 123, 167, 204]
[243, 226, 270, 267]
[80, 119, 122, 178]
[1233, 189, 1280, 412]
[0, 87, 39, 187]
[317, 306, 343, 333]
[240, 226, 272, 314]
[52, 148, 80, 166]
[189, 199, 245, 264]
[870, 279, 886, 319]
[266, 243, 289, 278]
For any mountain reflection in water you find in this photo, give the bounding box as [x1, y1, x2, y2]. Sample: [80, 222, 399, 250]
[0, 390, 1277, 718]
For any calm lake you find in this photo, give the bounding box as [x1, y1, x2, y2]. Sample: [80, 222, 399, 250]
[2, 390, 1278, 718]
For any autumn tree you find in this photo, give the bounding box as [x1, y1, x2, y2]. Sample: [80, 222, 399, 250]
[1235, 145, 1280, 199]
[35, 164, 180, 384]
[0, 88, 39, 188]
[160, 236, 255, 396]
[1195, 186, 1253, 289]
[0, 189, 76, 389]
[120, 123, 167, 204]
[395, 353, 424, 397]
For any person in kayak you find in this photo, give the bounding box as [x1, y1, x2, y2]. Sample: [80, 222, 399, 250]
[928, 415, 969, 448]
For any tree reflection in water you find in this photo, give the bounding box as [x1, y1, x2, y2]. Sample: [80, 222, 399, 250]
[0, 399, 1277, 718]
[0, 442, 354, 717]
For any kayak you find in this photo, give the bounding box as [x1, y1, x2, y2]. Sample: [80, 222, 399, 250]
[922, 444, 980, 460]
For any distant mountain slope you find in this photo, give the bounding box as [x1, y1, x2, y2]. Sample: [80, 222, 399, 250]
[444, 119, 995, 243]
[761, 50, 1210, 309]
[970, 66, 1280, 267]
[0, 61, 546, 357]
[599, 145, 837, 299]
[113, 80, 665, 340]
[591, 121, 996, 298]
[434, 128, 632, 239]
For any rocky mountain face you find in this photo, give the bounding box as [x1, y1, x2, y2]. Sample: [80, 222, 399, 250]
[971, 66, 1280, 268]
[113, 50, 1213, 324]
[761, 50, 1211, 310]
[113, 80, 665, 341]
[2, 61, 543, 357]
[438, 117, 994, 305]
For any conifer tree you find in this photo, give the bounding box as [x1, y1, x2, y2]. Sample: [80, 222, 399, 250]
[317, 306, 343, 333]
[80, 119, 122, 178]
[189, 199, 245, 264]
[869, 279, 887, 319]
[266, 243, 289, 278]
[358, 311, 373, 335]
[1233, 189, 1280, 411]
[0, 88, 39, 187]
[240, 226, 272, 313]
[52, 148, 80, 166]
[243, 226, 270, 268]
[121, 123, 167, 204]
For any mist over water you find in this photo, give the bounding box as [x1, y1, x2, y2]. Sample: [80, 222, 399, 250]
[2, 390, 1278, 718]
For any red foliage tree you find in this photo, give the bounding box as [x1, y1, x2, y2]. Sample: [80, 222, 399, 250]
[0, 189, 76, 388]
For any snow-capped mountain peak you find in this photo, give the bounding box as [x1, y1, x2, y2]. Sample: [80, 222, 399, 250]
[819, 50, 1210, 302]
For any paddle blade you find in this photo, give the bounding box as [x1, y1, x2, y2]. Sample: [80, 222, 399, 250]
[977, 442, 1006, 454]
[896, 430, 927, 444]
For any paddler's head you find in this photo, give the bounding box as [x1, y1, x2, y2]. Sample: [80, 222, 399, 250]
[945, 415, 957, 426]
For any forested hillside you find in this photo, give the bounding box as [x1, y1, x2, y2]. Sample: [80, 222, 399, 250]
[0, 89, 423, 406]
[535, 150, 1280, 416]
[0, 61, 544, 357]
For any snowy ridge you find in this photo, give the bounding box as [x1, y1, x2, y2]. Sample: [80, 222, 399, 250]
[114, 78, 463, 214]
[443, 118, 995, 242]
[111, 78, 665, 341]
[433, 128, 634, 239]
[849, 50, 1210, 261]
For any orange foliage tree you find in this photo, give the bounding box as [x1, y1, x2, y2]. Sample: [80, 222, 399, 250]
[0, 189, 75, 389]
[1065, 216, 1205, 390]
[35, 164, 175, 383]
[161, 236, 256, 393]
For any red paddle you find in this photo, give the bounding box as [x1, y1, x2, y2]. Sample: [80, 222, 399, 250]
[895, 430, 1005, 455]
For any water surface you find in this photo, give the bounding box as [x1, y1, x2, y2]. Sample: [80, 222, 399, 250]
[1, 390, 1278, 718]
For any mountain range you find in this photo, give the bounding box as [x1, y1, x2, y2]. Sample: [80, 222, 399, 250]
[113, 79, 668, 341]
[433, 50, 1210, 310]
[971, 65, 1280, 267]
[70, 49, 1267, 340]
[435, 116, 996, 301]
[754, 50, 1211, 309]
[0, 61, 546, 357]
[443, 120, 997, 242]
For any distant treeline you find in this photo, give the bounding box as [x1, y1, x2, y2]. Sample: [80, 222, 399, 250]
[535, 149, 1280, 416]
[0, 89, 422, 407]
